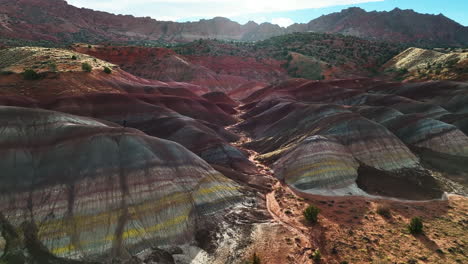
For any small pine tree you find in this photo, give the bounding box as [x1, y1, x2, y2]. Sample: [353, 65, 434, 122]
[408, 217, 423, 234]
[103, 66, 112, 74]
[303, 205, 320, 224]
[82, 62, 92, 72]
[22, 69, 40, 80]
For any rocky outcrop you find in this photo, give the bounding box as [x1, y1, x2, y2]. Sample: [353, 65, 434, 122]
[0, 106, 241, 262]
[289, 7, 468, 46]
[384, 47, 468, 81]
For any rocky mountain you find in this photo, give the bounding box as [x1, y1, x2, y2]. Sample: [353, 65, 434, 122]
[0, 0, 284, 45]
[289, 7, 468, 47]
[1, 0, 467, 46]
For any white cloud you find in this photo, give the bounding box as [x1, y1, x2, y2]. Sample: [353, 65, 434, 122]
[67, 0, 384, 21]
[271, 17, 295, 27]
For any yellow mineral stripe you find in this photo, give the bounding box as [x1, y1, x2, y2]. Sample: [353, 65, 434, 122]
[195, 185, 238, 196]
[288, 166, 355, 183]
[284, 160, 350, 178]
[40, 183, 238, 245]
[51, 209, 191, 255]
[51, 244, 76, 255]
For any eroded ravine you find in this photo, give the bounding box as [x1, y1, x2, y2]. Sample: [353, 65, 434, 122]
[226, 105, 319, 263]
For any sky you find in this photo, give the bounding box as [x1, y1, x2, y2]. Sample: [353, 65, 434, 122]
[67, 0, 468, 27]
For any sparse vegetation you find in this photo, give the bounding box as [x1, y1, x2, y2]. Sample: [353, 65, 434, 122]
[71, 55, 77, 60]
[22, 69, 40, 80]
[376, 205, 392, 218]
[81, 62, 92, 72]
[310, 249, 322, 262]
[408, 217, 424, 234]
[244, 253, 261, 264]
[103, 66, 112, 74]
[303, 205, 320, 223]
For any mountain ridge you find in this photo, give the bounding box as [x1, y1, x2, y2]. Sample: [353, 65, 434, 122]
[1, 0, 468, 46]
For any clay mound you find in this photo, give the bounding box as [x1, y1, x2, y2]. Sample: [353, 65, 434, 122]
[0, 93, 255, 175]
[274, 135, 362, 196]
[133, 94, 236, 126]
[40, 93, 255, 174]
[202, 91, 238, 114]
[202, 91, 238, 107]
[227, 81, 267, 100]
[239, 78, 468, 199]
[0, 106, 241, 262]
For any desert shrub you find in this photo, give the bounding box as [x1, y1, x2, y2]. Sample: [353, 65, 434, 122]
[376, 205, 392, 218]
[49, 62, 57, 72]
[71, 55, 77, 60]
[22, 69, 40, 80]
[82, 62, 92, 72]
[310, 249, 321, 262]
[408, 217, 423, 234]
[244, 253, 260, 264]
[88, 45, 92, 49]
[303, 205, 320, 223]
[103, 66, 112, 74]
[397, 68, 409, 75]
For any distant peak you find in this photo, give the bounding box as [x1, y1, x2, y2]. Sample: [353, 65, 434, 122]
[343, 7, 365, 13]
[245, 21, 259, 26]
[212, 17, 232, 22]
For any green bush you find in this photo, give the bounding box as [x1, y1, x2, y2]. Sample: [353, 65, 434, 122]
[408, 217, 423, 234]
[103, 66, 112, 74]
[82, 62, 92, 72]
[71, 55, 77, 60]
[310, 249, 321, 262]
[303, 205, 320, 223]
[22, 69, 40, 80]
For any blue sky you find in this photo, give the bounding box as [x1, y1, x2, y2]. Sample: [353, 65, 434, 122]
[67, 0, 468, 27]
